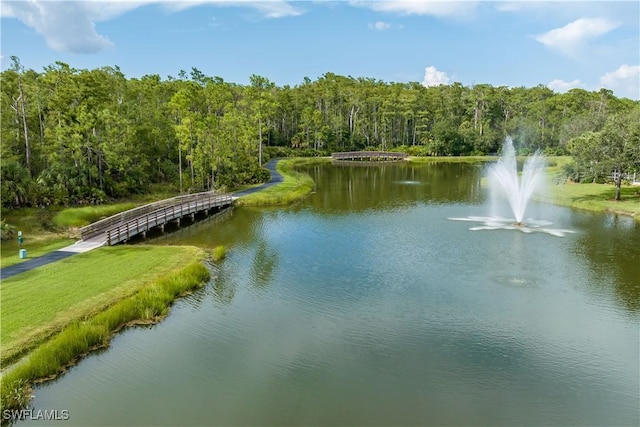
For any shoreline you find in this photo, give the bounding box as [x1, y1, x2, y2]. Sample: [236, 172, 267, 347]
[0, 253, 211, 417]
[1, 155, 637, 417]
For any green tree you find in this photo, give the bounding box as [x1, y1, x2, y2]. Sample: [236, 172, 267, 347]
[247, 75, 277, 165]
[569, 107, 640, 200]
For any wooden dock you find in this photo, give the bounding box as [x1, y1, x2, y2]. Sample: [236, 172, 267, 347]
[331, 151, 407, 162]
[79, 192, 233, 246]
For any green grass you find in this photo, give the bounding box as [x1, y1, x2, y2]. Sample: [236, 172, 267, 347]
[52, 203, 137, 227]
[536, 157, 640, 219]
[212, 245, 227, 261]
[408, 154, 639, 218]
[0, 245, 204, 366]
[52, 187, 178, 227]
[1, 203, 139, 269]
[0, 207, 60, 235]
[235, 158, 327, 206]
[1, 207, 74, 268]
[124, 185, 180, 204]
[1, 192, 177, 268]
[539, 179, 640, 218]
[1, 238, 75, 268]
[0, 259, 209, 414]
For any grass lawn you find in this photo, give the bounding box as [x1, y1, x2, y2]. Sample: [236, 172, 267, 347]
[1, 192, 180, 268]
[538, 156, 640, 218]
[235, 157, 327, 206]
[1, 207, 74, 268]
[0, 245, 203, 365]
[52, 202, 137, 227]
[1, 238, 75, 268]
[540, 179, 640, 218]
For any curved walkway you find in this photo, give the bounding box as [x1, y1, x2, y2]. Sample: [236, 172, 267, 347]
[232, 158, 283, 197]
[0, 159, 283, 280]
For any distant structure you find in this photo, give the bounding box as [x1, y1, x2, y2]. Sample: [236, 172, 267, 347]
[331, 151, 407, 162]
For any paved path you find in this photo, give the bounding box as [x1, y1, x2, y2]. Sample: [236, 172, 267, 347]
[0, 235, 108, 280]
[232, 158, 283, 198]
[0, 159, 282, 280]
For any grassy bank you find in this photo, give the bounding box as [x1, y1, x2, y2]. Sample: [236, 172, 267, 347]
[1, 191, 179, 268]
[236, 156, 640, 218]
[419, 154, 639, 219]
[235, 158, 327, 206]
[0, 246, 209, 414]
[1, 245, 205, 366]
[52, 202, 137, 227]
[537, 157, 640, 219]
[540, 180, 640, 218]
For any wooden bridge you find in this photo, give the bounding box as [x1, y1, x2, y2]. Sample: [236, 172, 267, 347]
[331, 151, 407, 162]
[80, 192, 233, 246]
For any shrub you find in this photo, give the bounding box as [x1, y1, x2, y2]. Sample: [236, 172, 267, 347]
[0, 219, 16, 240]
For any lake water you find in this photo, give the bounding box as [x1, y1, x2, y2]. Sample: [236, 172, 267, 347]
[20, 162, 640, 426]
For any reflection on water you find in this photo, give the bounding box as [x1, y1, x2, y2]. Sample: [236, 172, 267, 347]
[303, 162, 484, 212]
[571, 212, 640, 313]
[449, 215, 576, 237]
[19, 162, 640, 427]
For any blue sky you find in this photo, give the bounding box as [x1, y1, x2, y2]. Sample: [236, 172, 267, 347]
[1, 1, 639, 99]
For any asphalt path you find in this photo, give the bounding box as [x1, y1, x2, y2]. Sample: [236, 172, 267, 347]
[0, 159, 283, 280]
[232, 158, 283, 197]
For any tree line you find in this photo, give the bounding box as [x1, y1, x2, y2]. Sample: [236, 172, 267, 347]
[2, 56, 639, 208]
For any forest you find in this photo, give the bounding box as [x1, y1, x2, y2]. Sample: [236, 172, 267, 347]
[2, 56, 639, 208]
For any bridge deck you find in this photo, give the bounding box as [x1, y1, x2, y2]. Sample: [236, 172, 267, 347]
[332, 151, 407, 162]
[79, 192, 233, 246]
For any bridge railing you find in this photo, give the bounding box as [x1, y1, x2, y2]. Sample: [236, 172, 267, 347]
[331, 151, 407, 161]
[80, 191, 229, 240]
[105, 193, 232, 246]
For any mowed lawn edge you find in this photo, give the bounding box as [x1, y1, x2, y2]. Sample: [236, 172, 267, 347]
[0, 245, 206, 366]
[540, 179, 640, 219]
[235, 157, 324, 206]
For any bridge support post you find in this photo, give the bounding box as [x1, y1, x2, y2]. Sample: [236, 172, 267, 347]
[159, 224, 165, 234]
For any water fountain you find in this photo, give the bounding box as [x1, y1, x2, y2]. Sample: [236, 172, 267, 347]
[450, 136, 574, 237]
[488, 136, 544, 225]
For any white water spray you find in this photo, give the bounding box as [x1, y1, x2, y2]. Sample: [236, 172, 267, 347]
[488, 136, 545, 224]
[449, 136, 574, 237]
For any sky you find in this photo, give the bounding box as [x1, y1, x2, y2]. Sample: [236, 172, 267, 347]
[1, 1, 639, 99]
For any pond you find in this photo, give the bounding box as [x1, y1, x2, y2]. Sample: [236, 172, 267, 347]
[20, 162, 640, 426]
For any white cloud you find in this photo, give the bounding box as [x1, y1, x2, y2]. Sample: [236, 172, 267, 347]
[2, 0, 302, 54]
[496, 1, 638, 26]
[545, 65, 640, 100]
[368, 21, 391, 31]
[163, 1, 303, 18]
[535, 18, 619, 55]
[351, 0, 477, 17]
[0, 1, 131, 53]
[422, 66, 450, 87]
[244, 1, 302, 18]
[546, 79, 584, 94]
[599, 65, 640, 100]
